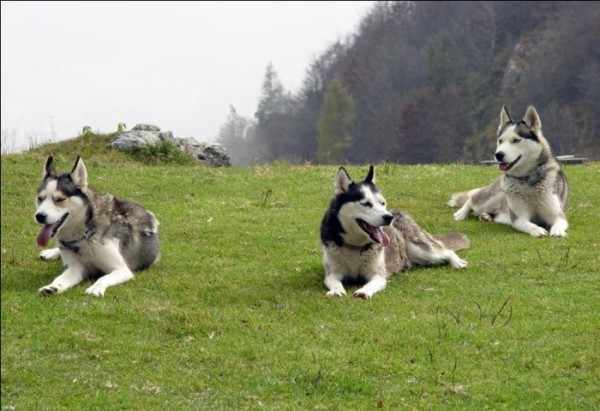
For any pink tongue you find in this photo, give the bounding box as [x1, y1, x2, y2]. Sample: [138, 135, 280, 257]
[37, 224, 55, 247]
[372, 227, 391, 247]
[498, 163, 510, 172]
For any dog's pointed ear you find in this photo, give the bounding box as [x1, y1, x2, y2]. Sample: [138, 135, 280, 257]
[500, 106, 512, 127]
[334, 167, 352, 195]
[365, 165, 375, 184]
[523, 106, 542, 134]
[43, 156, 56, 178]
[70, 156, 88, 189]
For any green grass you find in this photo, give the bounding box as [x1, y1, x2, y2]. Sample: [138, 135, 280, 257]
[2, 137, 599, 410]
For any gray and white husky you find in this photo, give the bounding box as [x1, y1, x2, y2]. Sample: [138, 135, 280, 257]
[34, 156, 160, 296]
[449, 106, 569, 237]
[320, 166, 469, 299]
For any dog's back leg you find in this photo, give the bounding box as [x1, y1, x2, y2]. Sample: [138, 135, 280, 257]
[84, 240, 135, 297]
[85, 266, 134, 297]
[453, 198, 474, 221]
[407, 241, 468, 269]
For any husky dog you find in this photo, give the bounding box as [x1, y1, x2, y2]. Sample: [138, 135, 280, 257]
[34, 156, 160, 296]
[449, 106, 569, 237]
[320, 166, 469, 299]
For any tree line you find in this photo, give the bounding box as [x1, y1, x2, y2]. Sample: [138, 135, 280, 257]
[218, 1, 600, 165]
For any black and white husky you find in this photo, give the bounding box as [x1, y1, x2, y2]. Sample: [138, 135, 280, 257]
[320, 166, 469, 299]
[449, 106, 569, 237]
[34, 156, 160, 296]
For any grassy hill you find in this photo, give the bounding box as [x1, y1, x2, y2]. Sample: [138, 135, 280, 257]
[2, 135, 599, 409]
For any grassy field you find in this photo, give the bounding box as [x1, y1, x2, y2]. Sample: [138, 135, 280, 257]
[1, 136, 599, 410]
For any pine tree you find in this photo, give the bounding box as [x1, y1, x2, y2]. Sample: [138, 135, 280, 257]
[217, 105, 256, 165]
[255, 62, 286, 125]
[316, 77, 355, 164]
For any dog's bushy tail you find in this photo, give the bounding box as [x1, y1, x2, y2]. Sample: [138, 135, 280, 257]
[447, 191, 470, 208]
[434, 232, 470, 251]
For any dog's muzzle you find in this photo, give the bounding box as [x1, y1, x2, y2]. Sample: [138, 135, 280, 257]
[36, 213, 69, 247]
[356, 215, 392, 247]
[495, 152, 521, 172]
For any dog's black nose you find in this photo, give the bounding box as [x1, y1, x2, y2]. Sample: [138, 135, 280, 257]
[495, 151, 505, 162]
[383, 214, 394, 225]
[35, 213, 47, 224]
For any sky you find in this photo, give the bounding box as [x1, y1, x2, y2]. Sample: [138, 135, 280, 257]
[1, 1, 377, 153]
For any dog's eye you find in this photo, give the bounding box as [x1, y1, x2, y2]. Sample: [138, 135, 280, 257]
[54, 197, 66, 204]
[380, 201, 386, 207]
[361, 201, 373, 208]
[37, 196, 44, 203]
[511, 138, 521, 143]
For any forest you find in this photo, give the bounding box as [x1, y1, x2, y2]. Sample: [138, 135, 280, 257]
[217, 1, 600, 165]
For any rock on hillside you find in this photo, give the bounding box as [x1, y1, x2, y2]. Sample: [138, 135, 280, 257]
[110, 124, 231, 167]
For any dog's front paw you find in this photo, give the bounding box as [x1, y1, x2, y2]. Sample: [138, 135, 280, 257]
[353, 289, 373, 299]
[39, 285, 61, 296]
[529, 226, 548, 237]
[326, 288, 346, 297]
[549, 226, 567, 237]
[85, 284, 106, 297]
[39, 248, 61, 261]
[325, 283, 347, 297]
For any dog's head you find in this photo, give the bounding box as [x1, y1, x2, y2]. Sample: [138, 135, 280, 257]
[495, 106, 547, 176]
[34, 156, 88, 247]
[333, 165, 393, 247]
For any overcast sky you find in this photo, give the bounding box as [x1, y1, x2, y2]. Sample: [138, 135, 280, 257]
[1, 1, 376, 153]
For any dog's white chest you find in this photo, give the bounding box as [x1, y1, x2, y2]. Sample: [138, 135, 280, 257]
[323, 243, 386, 278]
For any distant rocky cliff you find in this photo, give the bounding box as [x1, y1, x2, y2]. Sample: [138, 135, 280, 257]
[500, 39, 531, 96]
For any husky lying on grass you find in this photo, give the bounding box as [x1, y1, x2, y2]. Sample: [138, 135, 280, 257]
[320, 166, 469, 299]
[34, 156, 160, 296]
[449, 106, 569, 237]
